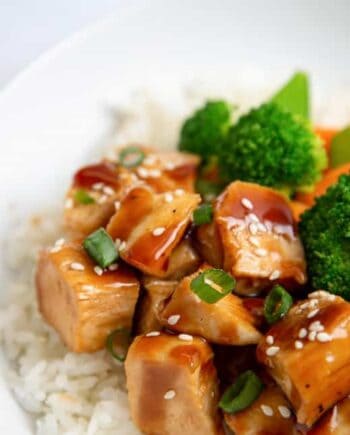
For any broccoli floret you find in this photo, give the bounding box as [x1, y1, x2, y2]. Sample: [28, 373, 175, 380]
[219, 102, 327, 194]
[179, 101, 231, 159]
[299, 175, 350, 300]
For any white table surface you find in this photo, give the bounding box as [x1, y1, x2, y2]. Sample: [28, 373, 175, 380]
[0, 0, 124, 89]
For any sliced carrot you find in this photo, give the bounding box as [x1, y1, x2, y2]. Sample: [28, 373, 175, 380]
[289, 200, 309, 222]
[314, 127, 338, 154]
[296, 162, 350, 207]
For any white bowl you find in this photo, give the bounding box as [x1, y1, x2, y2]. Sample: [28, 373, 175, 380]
[0, 0, 349, 432]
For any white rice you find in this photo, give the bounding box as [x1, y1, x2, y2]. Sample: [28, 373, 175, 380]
[1, 77, 350, 434]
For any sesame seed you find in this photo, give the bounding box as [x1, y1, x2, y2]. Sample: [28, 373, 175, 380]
[309, 290, 336, 302]
[175, 189, 185, 196]
[249, 223, 258, 235]
[278, 406, 291, 419]
[295, 340, 303, 349]
[266, 346, 280, 356]
[55, 238, 65, 247]
[70, 262, 85, 271]
[148, 169, 161, 178]
[50, 246, 61, 253]
[317, 332, 332, 342]
[103, 186, 115, 196]
[248, 213, 259, 223]
[164, 390, 176, 400]
[144, 155, 157, 165]
[257, 223, 267, 233]
[266, 335, 274, 345]
[97, 194, 108, 204]
[168, 315, 181, 326]
[178, 334, 193, 342]
[165, 162, 176, 170]
[255, 248, 267, 257]
[92, 182, 104, 191]
[261, 404, 274, 416]
[153, 227, 166, 236]
[119, 241, 126, 251]
[108, 263, 119, 271]
[298, 328, 308, 339]
[82, 285, 95, 292]
[307, 309, 319, 319]
[326, 354, 335, 363]
[308, 331, 317, 341]
[137, 167, 149, 178]
[65, 198, 73, 209]
[114, 201, 121, 211]
[249, 236, 260, 247]
[164, 193, 174, 203]
[269, 270, 281, 280]
[146, 331, 160, 337]
[94, 266, 104, 276]
[309, 321, 324, 332]
[241, 198, 253, 210]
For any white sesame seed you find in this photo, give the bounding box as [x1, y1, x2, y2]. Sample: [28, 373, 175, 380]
[70, 262, 85, 271]
[144, 155, 157, 165]
[175, 189, 185, 196]
[119, 241, 126, 251]
[148, 169, 161, 178]
[317, 332, 332, 342]
[165, 162, 176, 170]
[114, 201, 121, 211]
[269, 270, 281, 281]
[241, 197, 253, 210]
[295, 340, 303, 349]
[97, 194, 108, 204]
[261, 404, 274, 416]
[168, 315, 181, 326]
[308, 331, 317, 341]
[266, 335, 274, 345]
[153, 227, 166, 236]
[178, 334, 193, 342]
[82, 285, 95, 292]
[307, 309, 319, 319]
[92, 182, 104, 191]
[50, 246, 61, 253]
[326, 354, 335, 363]
[255, 248, 267, 257]
[298, 328, 308, 339]
[248, 213, 259, 223]
[94, 266, 104, 276]
[278, 406, 291, 419]
[309, 321, 324, 332]
[108, 263, 119, 271]
[55, 238, 65, 247]
[249, 223, 258, 235]
[266, 346, 280, 356]
[164, 390, 176, 400]
[330, 405, 338, 431]
[249, 236, 260, 247]
[103, 186, 115, 196]
[164, 193, 174, 203]
[137, 167, 149, 178]
[257, 223, 267, 232]
[146, 331, 160, 337]
[309, 290, 336, 301]
[65, 198, 73, 209]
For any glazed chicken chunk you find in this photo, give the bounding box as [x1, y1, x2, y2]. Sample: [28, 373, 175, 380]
[125, 332, 222, 435]
[107, 184, 200, 277]
[36, 240, 140, 352]
[215, 181, 306, 289]
[257, 291, 350, 426]
[309, 396, 350, 435]
[159, 266, 262, 345]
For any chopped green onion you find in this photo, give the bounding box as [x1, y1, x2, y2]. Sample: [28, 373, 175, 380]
[83, 228, 119, 268]
[330, 126, 350, 168]
[190, 268, 235, 303]
[74, 189, 95, 204]
[193, 203, 213, 226]
[195, 178, 223, 201]
[264, 285, 293, 325]
[272, 71, 309, 119]
[119, 146, 145, 168]
[219, 370, 264, 414]
[106, 328, 131, 362]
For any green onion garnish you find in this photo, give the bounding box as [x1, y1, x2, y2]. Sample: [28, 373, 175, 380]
[106, 327, 131, 362]
[119, 146, 145, 168]
[219, 370, 264, 414]
[193, 203, 213, 226]
[83, 228, 119, 268]
[190, 268, 235, 303]
[74, 189, 95, 204]
[330, 126, 350, 168]
[264, 285, 293, 325]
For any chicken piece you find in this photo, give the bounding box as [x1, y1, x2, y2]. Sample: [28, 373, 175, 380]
[215, 181, 306, 289]
[36, 240, 139, 352]
[64, 161, 138, 237]
[164, 238, 201, 279]
[224, 381, 297, 435]
[131, 148, 200, 193]
[106, 184, 200, 277]
[256, 290, 350, 426]
[194, 222, 224, 269]
[159, 266, 261, 345]
[137, 277, 178, 334]
[125, 332, 222, 435]
[309, 397, 350, 435]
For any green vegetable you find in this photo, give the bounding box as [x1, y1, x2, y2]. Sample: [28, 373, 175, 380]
[219, 370, 264, 414]
[299, 174, 350, 300]
[190, 269, 235, 303]
[330, 126, 350, 168]
[74, 189, 95, 205]
[272, 71, 309, 119]
[195, 178, 223, 201]
[264, 285, 293, 324]
[119, 146, 145, 168]
[179, 101, 232, 159]
[83, 228, 119, 268]
[106, 328, 130, 362]
[219, 102, 327, 194]
[193, 203, 213, 225]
